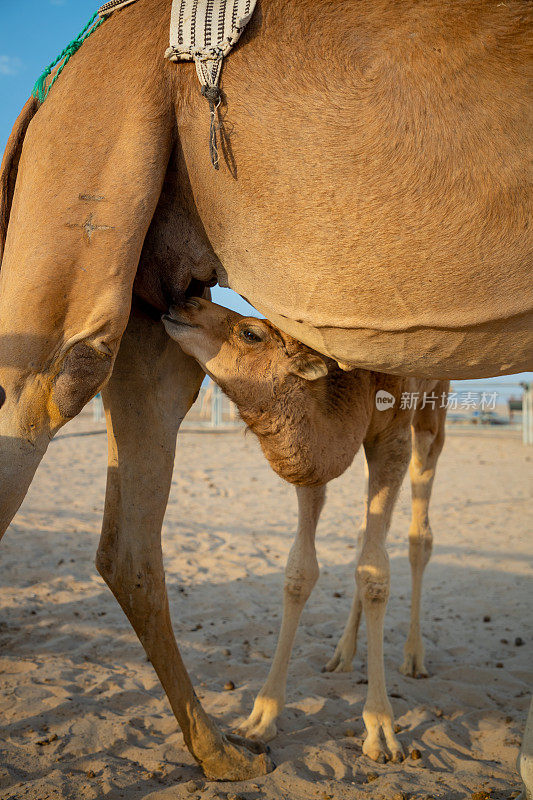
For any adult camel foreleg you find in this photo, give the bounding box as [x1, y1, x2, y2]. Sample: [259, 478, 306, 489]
[238, 485, 325, 741]
[401, 386, 447, 678]
[97, 307, 272, 781]
[357, 425, 411, 763]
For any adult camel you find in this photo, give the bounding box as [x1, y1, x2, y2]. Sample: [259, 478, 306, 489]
[0, 0, 531, 782]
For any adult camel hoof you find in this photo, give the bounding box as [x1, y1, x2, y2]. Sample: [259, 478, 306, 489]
[199, 732, 274, 781]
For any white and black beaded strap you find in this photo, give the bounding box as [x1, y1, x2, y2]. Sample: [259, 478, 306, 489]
[98, 0, 139, 17]
[166, 0, 256, 61]
[166, 0, 257, 169]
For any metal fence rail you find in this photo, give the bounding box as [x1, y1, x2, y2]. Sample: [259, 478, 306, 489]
[523, 384, 533, 445]
[185, 383, 240, 428]
[448, 381, 531, 444]
[91, 380, 533, 443]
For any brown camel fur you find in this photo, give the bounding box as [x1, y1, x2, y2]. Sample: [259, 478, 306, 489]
[0, 0, 531, 779]
[163, 297, 448, 760]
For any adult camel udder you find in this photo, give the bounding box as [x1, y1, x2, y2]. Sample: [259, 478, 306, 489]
[0, 0, 531, 781]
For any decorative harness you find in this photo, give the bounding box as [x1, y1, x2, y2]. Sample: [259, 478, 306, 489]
[33, 0, 258, 169]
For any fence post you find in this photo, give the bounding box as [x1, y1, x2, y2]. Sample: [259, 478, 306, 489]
[523, 383, 533, 446]
[92, 393, 104, 422]
[211, 384, 223, 427]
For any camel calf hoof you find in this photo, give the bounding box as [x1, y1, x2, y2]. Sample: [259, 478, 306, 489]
[323, 640, 356, 673]
[400, 650, 429, 679]
[199, 733, 274, 781]
[237, 717, 278, 743]
[237, 695, 280, 742]
[363, 735, 404, 764]
[362, 710, 404, 764]
[323, 654, 354, 673]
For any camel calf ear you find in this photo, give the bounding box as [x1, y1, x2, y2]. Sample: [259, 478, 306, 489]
[288, 353, 328, 381]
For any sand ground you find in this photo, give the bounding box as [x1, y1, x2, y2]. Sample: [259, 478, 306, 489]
[0, 414, 531, 800]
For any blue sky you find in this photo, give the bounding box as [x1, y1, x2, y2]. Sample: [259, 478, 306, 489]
[0, 2, 101, 154]
[1, 3, 530, 393]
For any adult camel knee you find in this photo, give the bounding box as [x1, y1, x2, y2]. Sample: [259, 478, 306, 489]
[0, 337, 117, 534]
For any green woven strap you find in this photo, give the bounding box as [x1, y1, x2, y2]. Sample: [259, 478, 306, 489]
[32, 11, 104, 103]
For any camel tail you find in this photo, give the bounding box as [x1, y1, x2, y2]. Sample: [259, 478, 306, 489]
[0, 96, 38, 267]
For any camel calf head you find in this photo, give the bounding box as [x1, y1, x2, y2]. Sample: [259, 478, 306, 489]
[163, 297, 327, 399]
[163, 298, 361, 486]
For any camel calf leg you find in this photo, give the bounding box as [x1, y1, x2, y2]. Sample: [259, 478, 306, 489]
[97, 307, 271, 781]
[401, 390, 447, 678]
[324, 460, 369, 673]
[239, 485, 325, 741]
[323, 586, 363, 673]
[357, 426, 411, 763]
[519, 698, 533, 800]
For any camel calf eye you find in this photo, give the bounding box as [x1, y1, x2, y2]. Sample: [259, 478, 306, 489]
[240, 329, 262, 343]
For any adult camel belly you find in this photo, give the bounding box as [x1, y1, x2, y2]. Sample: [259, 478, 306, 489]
[176, 0, 532, 379]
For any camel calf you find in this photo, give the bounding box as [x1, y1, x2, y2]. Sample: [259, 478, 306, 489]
[163, 298, 448, 763]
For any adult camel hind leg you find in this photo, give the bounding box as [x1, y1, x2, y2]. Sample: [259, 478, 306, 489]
[238, 484, 325, 741]
[97, 304, 272, 780]
[401, 382, 448, 678]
